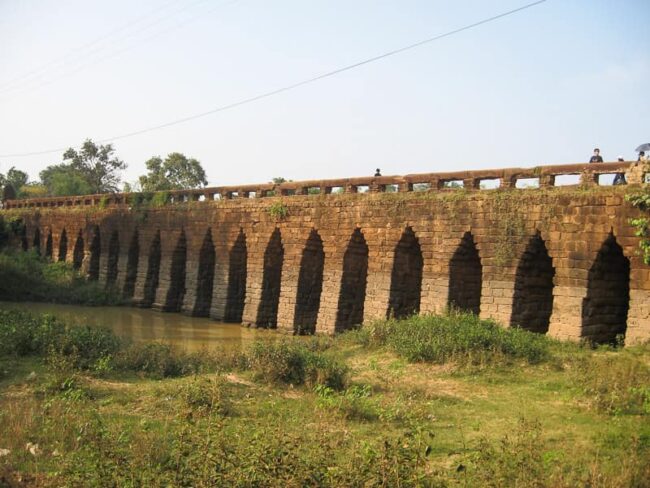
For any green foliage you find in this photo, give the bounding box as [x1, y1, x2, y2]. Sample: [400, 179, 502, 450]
[0, 310, 121, 369]
[115, 342, 210, 379]
[573, 347, 650, 415]
[139, 152, 207, 192]
[626, 188, 650, 264]
[248, 340, 348, 390]
[62, 139, 126, 194]
[354, 312, 552, 366]
[39, 163, 94, 196]
[268, 201, 289, 220]
[0, 249, 122, 305]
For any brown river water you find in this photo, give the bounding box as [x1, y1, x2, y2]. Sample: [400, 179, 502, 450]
[0, 302, 271, 352]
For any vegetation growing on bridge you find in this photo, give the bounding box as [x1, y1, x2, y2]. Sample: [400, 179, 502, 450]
[626, 188, 650, 265]
[0, 310, 648, 486]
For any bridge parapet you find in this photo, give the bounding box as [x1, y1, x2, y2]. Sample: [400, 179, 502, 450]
[3, 161, 646, 210]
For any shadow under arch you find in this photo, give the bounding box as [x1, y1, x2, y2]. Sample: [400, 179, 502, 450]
[581, 233, 630, 344]
[32, 228, 41, 256]
[224, 229, 247, 323]
[448, 232, 482, 315]
[45, 230, 53, 260]
[164, 230, 187, 312]
[256, 228, 283, 328]
[193, 228, 216, 317]
[142, 231, 161, 308]
[106, 230, 120, 286]
[72, 230, 84, 270]
[335, 228, 368, 331]
[510, 232, 555, 333]
[293, 229, 325, 334]
[58, 229, 68, 262]
[123, 230, 140, 299]
[88, 226, 101, 280]
[387, 226, 423, 319]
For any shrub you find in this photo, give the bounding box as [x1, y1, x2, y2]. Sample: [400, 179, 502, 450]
[248, 340, 348, 390]
[359, 312, 552, 366]
[574, 348, 650, 415]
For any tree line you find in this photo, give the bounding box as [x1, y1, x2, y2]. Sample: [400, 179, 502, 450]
[1, 139, 208, 200]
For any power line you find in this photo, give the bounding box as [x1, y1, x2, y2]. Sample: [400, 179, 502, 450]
[0, 0, 547, 159]
[0, 0, 185, 93]
[0, 0, 233, 98]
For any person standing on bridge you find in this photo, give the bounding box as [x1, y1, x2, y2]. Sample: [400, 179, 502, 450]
[613, 156, 626, 185]
[589, 148, 603, 163]
[374, 168, 382, 177]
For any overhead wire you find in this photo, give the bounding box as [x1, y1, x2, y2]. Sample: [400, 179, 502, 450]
[0, 0, 547, 159]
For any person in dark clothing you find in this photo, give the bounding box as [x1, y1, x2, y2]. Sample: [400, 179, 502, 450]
[613, 156, 626, 185]
[589, 148, 603, 163]
[639, 151, 646, 162]
[374, 168, 382, 177]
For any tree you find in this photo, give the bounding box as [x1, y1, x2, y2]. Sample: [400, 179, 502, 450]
[0, 167, 29, 199]
[62, 139, 126, 193]
[139, 153, 207, 192]
[40, 164, 93, 197]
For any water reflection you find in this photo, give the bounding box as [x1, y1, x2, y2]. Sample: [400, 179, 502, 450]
[1, 302, 269, 352]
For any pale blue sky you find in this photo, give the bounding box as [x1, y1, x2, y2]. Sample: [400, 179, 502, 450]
[0, 0, 648, 187]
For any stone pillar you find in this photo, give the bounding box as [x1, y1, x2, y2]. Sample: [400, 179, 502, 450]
[241, 227, 274, 327]
[152, 229, 184, 311]
[181, 229, 204, 315]
[276, 227, 312, 334]
[362, 227, 399, 321]
[314, 234, 345, 335]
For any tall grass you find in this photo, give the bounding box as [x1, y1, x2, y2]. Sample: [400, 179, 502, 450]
[0, 250, 123, 305]
[351, 312, 552, 365]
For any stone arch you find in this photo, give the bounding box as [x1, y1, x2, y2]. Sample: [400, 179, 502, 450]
[388, 226, 423, 319]
[142, 231, 161, 307]
[106, 230, 120, 286]
[510, 232, 555, 333]
[293, 229, 325, 334]
[581, 233, 630, 344]
[123, 230, 139, 299]
[224, 229, 247, 323]
[193, 228, 216, 316]
[448, 232, 482, 315]
[256, 228, 283, 328]
[32, 228, 41, 256]
[45, 230, 53, 259]
[88, 226, 101, 280]
[164, 230, 187, 312]
[72, 231, 84, 270]
[335, 228, 369, 331]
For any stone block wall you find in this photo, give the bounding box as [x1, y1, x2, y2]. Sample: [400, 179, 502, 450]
[5, 185, 650, 344]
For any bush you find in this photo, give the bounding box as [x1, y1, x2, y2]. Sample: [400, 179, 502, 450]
[356, 313, 552, 366]
[248, 340, 348, 390]
[0, 250, 122, 305]
[574, 347, 650, 415]
[0, 310, 120, 369]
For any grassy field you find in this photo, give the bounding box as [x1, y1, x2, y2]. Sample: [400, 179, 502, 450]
[0, 310, 649, 487]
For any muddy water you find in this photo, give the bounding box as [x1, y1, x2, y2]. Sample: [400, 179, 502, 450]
[0, 302, 271, 352]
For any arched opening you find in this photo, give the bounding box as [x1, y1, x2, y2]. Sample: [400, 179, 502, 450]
[335, 228, 368, 331]
[20, 227, 28, 251]
[581, 233, 630, 344]
[293, 229, 325, 334]
[45, 231, 53, 259]
[123, 230, 139, 299]
[58, 229, 68, 262]
[164, 230, 187, 312]
[448, 232, 482, 315]
[32, 228, 41, 256]
[224, 229, 247, 323]
[511, 233, 555, 333]
[88, 226, 101, 280]
[193, 229, 216, 316]
[72, 231, 84, 270]
[256, 228, 283, 328]
[388, 227, 423, 319]
[142, 231, 161, 307]
[106, 230, 120, 286]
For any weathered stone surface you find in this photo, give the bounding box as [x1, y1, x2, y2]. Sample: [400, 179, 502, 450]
[4, 180, 650, 345]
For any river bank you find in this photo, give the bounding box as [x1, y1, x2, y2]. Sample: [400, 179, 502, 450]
[1, 309, 649, 486]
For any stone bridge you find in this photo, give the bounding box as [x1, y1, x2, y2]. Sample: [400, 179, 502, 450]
[3, 161, 650, 344]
